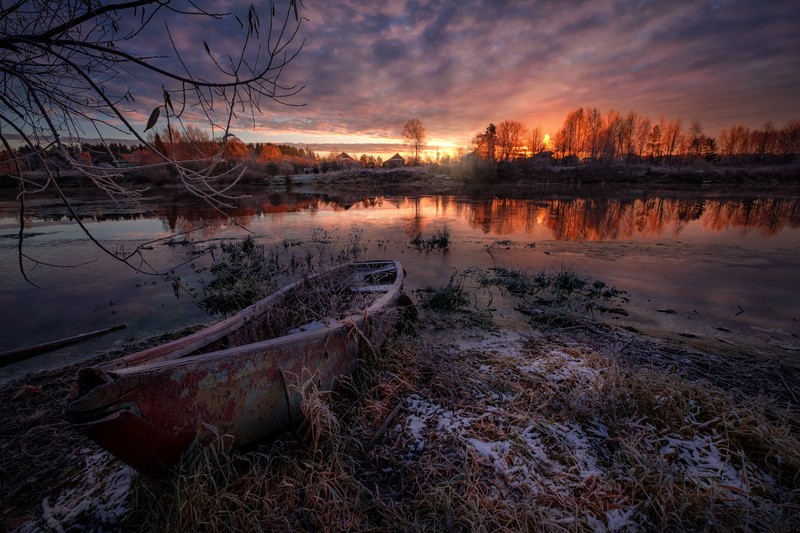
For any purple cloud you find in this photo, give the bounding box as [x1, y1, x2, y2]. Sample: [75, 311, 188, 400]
[103, 0, 800, 147]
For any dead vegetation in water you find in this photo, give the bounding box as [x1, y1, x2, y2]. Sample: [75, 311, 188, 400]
[473, 265, 630, 321]
[410, 223, 451, 252]
[414, 271, 471, 312]
[201, 229, 367, 316]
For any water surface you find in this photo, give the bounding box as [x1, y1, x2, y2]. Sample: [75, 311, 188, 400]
[1, 185, 798, 383]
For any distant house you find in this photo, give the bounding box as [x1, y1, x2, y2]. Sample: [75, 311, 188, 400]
[460, 151, 477, 163]
[531, 151, 554, 166]
[336, 152, 358, 167]
[383, 153, 405, 168]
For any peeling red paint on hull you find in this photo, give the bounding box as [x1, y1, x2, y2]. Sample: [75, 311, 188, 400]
[67, 261, 409, 476]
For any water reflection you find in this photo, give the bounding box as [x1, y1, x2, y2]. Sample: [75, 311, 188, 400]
[2, 186, 799, 382]
[8, 190, 799, 241]
[461, 196, 800, 240]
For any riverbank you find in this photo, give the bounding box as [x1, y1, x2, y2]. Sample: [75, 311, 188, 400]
[299, 163, 800, 196]
[2, 283, 798, 531]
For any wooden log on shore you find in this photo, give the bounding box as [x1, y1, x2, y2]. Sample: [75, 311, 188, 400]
[0, 325, 126, 367]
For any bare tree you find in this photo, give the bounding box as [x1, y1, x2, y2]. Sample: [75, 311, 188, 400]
[585, 108, 603, 161]
[402, 118, 426, 165]
[600, 109, 621, 163]
[687, 120, 704, 161]
[496, 120, 528, 161]
[719, 124, 750, 160]
[0, 0, 305, 281]
[751, 121, 779, 162]
[555, 107, 586, 160]
[778, 119, 800, 159]
[648, 124, 662, 161]
[633, 115, 652, 160]
[662, 117, 684, 161]
[528, 125, 545, 155]
[620, 111, 637, 163]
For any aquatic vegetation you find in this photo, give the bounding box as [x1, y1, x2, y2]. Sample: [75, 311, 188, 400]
[201, 236, 284, 315]
[410, 224, 451, 251]
[201, 229, 368, 316]
[474, 266, 629, 320]
[414, 271, 470, 311]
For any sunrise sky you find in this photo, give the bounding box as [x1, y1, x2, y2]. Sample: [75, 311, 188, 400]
[137, 0, 800, 157]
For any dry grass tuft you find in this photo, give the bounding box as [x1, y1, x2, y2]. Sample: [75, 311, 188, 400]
[295, 371, 341, 452]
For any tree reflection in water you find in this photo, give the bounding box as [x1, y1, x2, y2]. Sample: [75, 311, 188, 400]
[1, 187, 799, 382]
[465, 195, 800, 240]
[8, 189, 798, 242]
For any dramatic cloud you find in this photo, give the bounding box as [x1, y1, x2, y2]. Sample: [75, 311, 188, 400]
[119, 0, 800, 150]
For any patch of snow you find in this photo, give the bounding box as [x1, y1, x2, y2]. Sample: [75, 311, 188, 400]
[288, 319, 331, 334]
[21, 450, 134, 532]
[605, 508, 642, 532]
[489, 391, 514, 403]
[454, 329, 525, 357]
[519, 348, 601, 385]
[520, 422, 605, 485]
[583, 508, 646, 533]
[467, 438, 512, 473]
[659, 432, 745, 492]
[401, 394, 473, 455]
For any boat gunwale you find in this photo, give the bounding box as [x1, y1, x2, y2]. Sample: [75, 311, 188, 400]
[110, 269, 401, 377]
[93, 260, 401, 372]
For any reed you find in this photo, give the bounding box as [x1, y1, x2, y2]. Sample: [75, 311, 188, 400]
[473, 265, 629, 319]
[414, 271, 471, 311]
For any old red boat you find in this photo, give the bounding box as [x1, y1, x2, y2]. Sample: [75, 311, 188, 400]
[68, 260, 409, 477]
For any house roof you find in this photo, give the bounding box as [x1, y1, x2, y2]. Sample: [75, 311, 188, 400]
[386, 153, 405, 161]
[337, 152, 356, 161]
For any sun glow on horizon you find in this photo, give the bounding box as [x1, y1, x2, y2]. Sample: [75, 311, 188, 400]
[234, 129, 467, 160]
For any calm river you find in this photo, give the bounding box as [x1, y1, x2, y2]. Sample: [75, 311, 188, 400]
[1, 182, 799, 383]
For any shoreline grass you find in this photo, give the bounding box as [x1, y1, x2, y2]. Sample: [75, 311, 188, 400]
[117, 315, 800, 532]
[3, 268, 799, 531]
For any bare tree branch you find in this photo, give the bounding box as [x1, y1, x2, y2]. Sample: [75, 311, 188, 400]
[0, 0, 306, 282]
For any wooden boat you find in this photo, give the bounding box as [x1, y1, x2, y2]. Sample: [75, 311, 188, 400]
[68, 260, 410, 477]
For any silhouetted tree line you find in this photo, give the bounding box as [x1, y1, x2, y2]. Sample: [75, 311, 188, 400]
[470, 109, 800, 170]
[1, 127, 319, 177]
